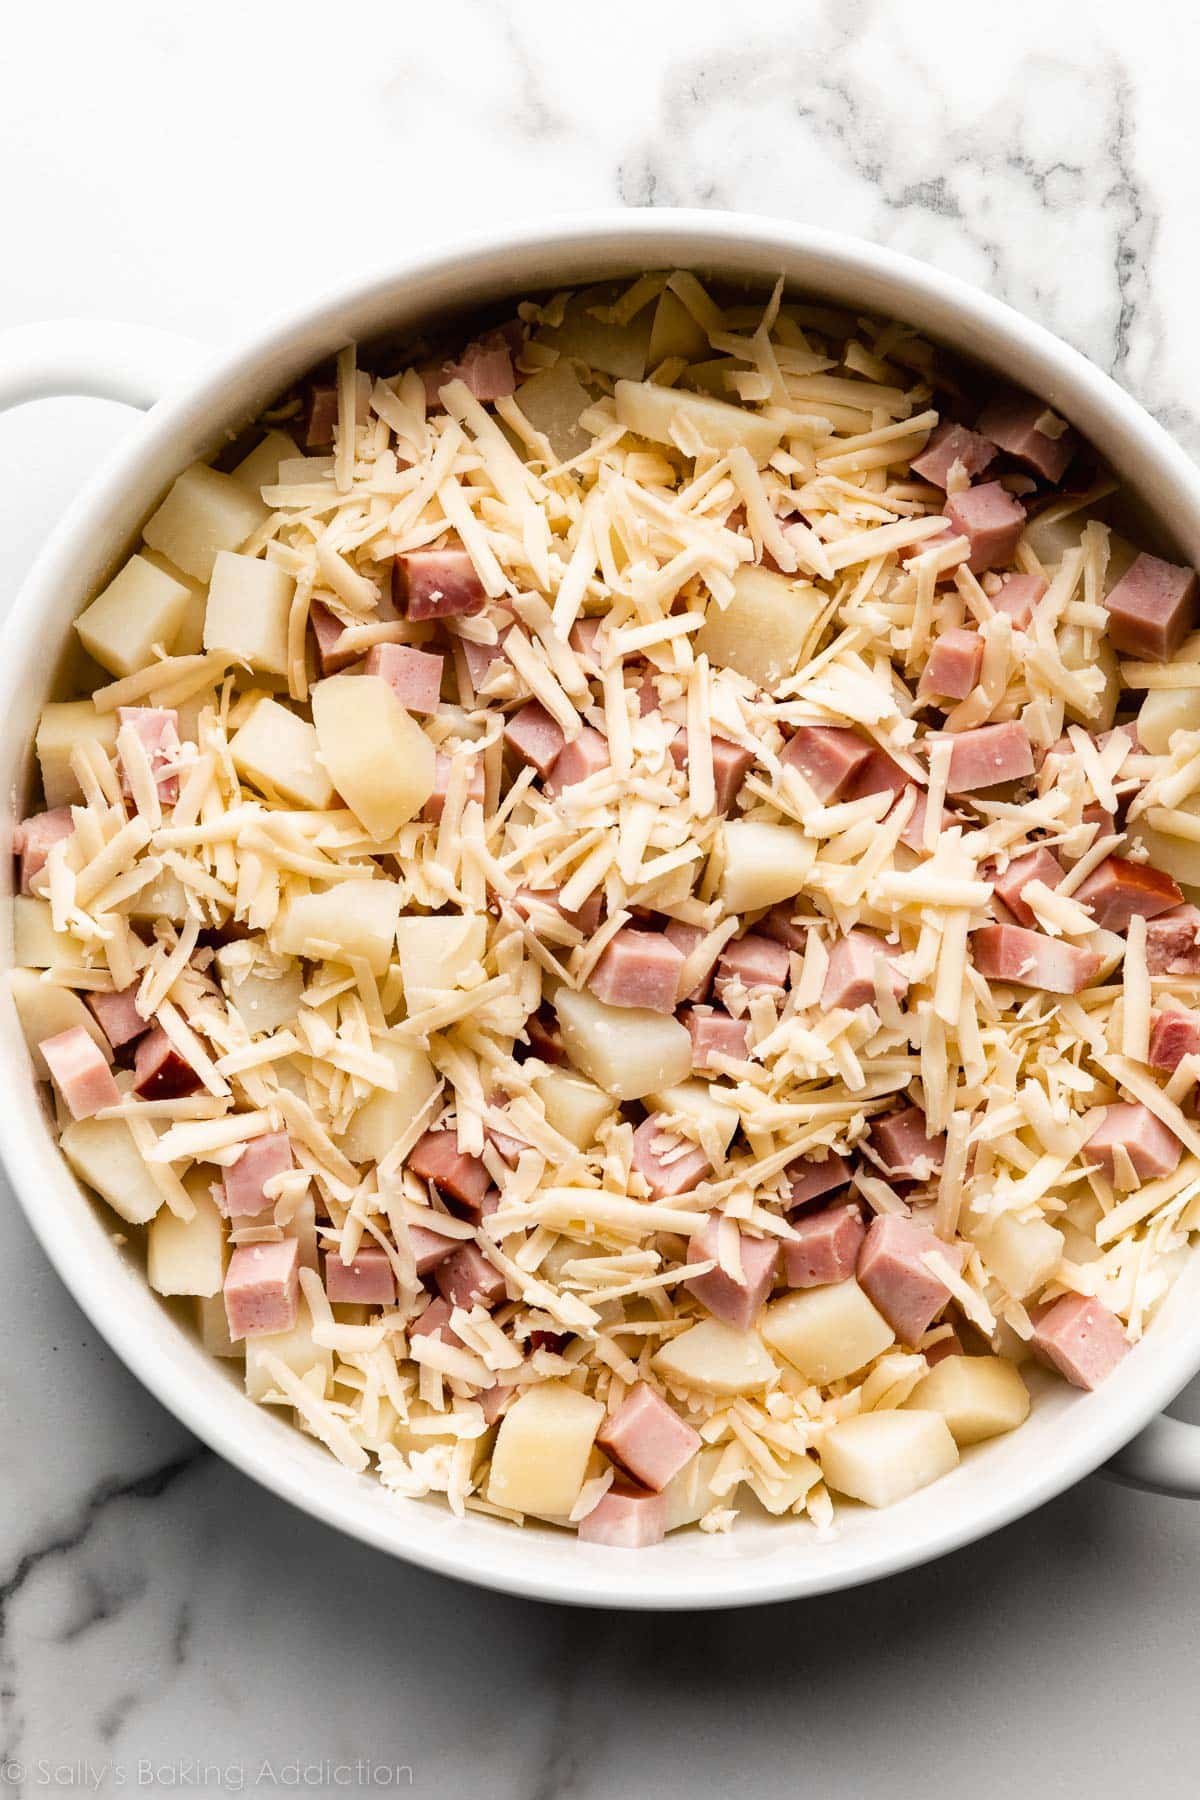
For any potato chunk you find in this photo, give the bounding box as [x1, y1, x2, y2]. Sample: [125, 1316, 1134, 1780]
[338, 1041, 439, 1164]
[13, 897, 74, 970]
[203, 550, 294, 675]
[36, 702, 119, 808]
[662, 1444, 729, 1531]
[10, 967, 111, 1075]
[395, 914, 488, 1013]
[143, 463, 268, 580]
[646, 1078, 739, 1155]
[215, 947, 304, 1037]
[486, 1381, 605, 1516]
[820, 1410, 959, 1507]
[652, 1318, 777, 1396]
[515, 364, 593, 462]
[75, 554, 191, 677]
[695, 566, 823, 689]
[537, 288, 652, 381]
[615, 379, 783, 464]
[1139, 684, 1200, 756]
[244, 1300, 332, 1402]
[647, 290, 709, 366]
[60, 1116, 164, 1225]
[276, 880, 401, 974]
[554, 987, 692, 1101]
[720, 820, 816, 914]
[148, 1173, 225, 1297]
[230, 696, 333, 810]
[311, 674, 435, 838]
[230, 429, 301, 494]
[975, 1212, 1063, 1300]
[1128, 799, 1200, 887]
[763, 1280, 895, 1384]
[533, 1068, 615, 1149]
[905, 1356, 1030, 1446]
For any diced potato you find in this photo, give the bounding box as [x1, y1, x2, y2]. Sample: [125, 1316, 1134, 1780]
[515, 364, 593, 461]
[554, 987, 692, 1101]
[35, 702, 119, 808]
[148, 1171, 225, 1297]
[647, 290, 710, 367]
[139, 547, 209, 655]
[60, 1116, 164, 1225]
[720, 820, 816, 914]
[1059, 1219, 1103, 1265]
[1139, 683, 1200, 756]
[230, 695, 333, 810]
[395, 913, 488, 1012]
[905, 1356, 1030, 1446]
[203, 550, 294, 675]
[215, 947, 304, 1036]
[696, 566, 823, 690]
[230, 429, 300, 494]
[143, 462, 269, 581]
[1058, 622, 1119, 729]
[975, 1212, 1064, 1299]
[763, 1280, 895, 1384]
[615, 379, 783, 465]
[338, 1040, 439, 1164]
[485, 1380, 605, 1516]
[244, 1300, 332, 1401]
[195, 1291, 242, 1359]
[1128, 798, 1200, 887]
[536, 288, 652, 381]
[533, 1067, 615, 1149]
[748, 1452, 821, 1517]
[652, 1318, 777, 1396]
[646, 1078, 739, 1155]
[10, 967, 111, 1075]
[311, 674, 435, 838]
[13, 897, 73, 970]
[663, 1444, 729, 1531]
[277, 880, 401, 975]
[820, 1410, 958, 1507]
[75, 554, 191, 677]
[125, 867, 190, 924]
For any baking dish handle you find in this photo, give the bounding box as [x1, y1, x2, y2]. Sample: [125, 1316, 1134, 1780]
[1105, 1415, 1200, 1497]
[0, 319, 209, 414]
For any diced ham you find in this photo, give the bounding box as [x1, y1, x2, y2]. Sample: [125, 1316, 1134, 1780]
[224, 1238, 300, 1340]
[976, 392, 1078, 483]
[1072, 856, 1183, 931]
[945, 720, 1034, 793]
[1145, 905, 1200, 975]
[364, 642, 444, 714]
[857, 1214, 966, 1346]
[631, 1117, 711, 1200]
[992, 846, 1065, 927]
[420, 751, 485, 823]
[512, 886, 603, 937]
[118, 706, 181, 804]
[303, 373, 368, 449]
[684, 1006, 750, 1071]
[478, 1383, 512, 1425]
[1029, 1292, 1129, 1390]
[460, 629, 511, 693]
[524, 1006, 565, 1064]
[919, 628, 983, 702]
[577, 1482, 668, 1548]
[670, 730, 754, 814]
[759, 907, 808, 951]
[787, 1152, 852, 1210]
[944, 481, 1027, 573]
[325, 1246, 397, 1306]
[427, 335, 517, 405]
[14, 808, 74, 893]
[86, 983, 150, 1050]
[910, 420, 997, 489]
[503, 700, 566, 778]
[221, 1130, 293, 1218]
[925, 1328, 964, 1366]
[715, 932, 790, 997]
[989, 572, 1046, 630]
[895, 790, 952, 854]
[821, 928, 908, 1011]
[407, 1223, 461, 1274]
[408, 1295, 463, 1348]
[39, 1026, 120, 1120]
[844, 749, 913, 804]
[596, 1382, 701, 1492]
[685, 1214, 778, 1330]
[1104, 552, 1198, 662]
[589, 927, 684, 1014]
[133, 1025, 200, 1100]
[435, 1242, 507, 1310]
[569, 618, 603, 665]
[544, 725, 609, 793]
[394, 548, 486, 621]
[780, 726, 870, 801]
[1148, 1006, 1200, 1075]
[972, 924, 1101, 994]
[1085, 1102, 1182, 1181]
[665, 920, 720, 1003]
[308, 601, 359, 675]
[871, 1106, 946, 1179]
[782, 1202, 865, 1288]
[408, 1129, 491, 1221]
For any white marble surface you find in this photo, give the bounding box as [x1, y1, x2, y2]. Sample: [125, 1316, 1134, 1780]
[4, 1, 1200, 1791]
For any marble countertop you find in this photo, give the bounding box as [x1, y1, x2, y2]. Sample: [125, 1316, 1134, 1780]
[3, 1, 1200, 1791]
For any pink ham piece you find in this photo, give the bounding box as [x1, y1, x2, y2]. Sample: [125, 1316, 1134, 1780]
[1085, 1103, 1182, 1181]
[782, 1202, 865, 1288]
[394, 549, 486, 621]
[118, 706, 181, 804]
[364, 642, 444, 714]
[1148, 1006, 1200, 1075]
[596, 1382, 701, 1492]
[589, 927, 684, 1014]
[133, 1026, 200, 1100]
[407, 1223, 461, 1275]
[821, 928, 908, 1012]
[972, 924, 1101, 993]
[544, 725, 609, 794]
[478, 1383, 512, 1426]
[40, 1026, 119, 1120]
[86, 983, 150, 1051]
[14, 808, 74, 893]
[844, 749, 913, 805]
[779, 726, 870, 801]
[1103, 552, 1197, 661]
[1145, 905, 1200, 975]
[569, 618, 603, 665]
[504, 700, 566, 778]
[919, 628, 983, 702]
[685, 1214, 778, 1330]
[684, 1006, 749, 1072]
[871, 1106, 946, 1179]
[896, 790, 952, 855]
[1029, 1293, 1129, 1390]
[408, 1295, 464, 1348]
[665, 920, 719, 1003]
[944, 481, 1027, 573]
[669, 731, 754, 814]
[577, 1482, 668, 1549]
[427, 335, 517, 405]
[221, 1131, 293, 1218]
[857, 1214, 966, 1346]
[224, 1239, 300, 1340]
[512, 886, 603, 937]
[759, 907, 807, 951]
[925, 1328, 964, 1367]
[303, 376, 367, 449]
[989, 572, 1046, 630]
[910, 420, 997, 489]
[325, 1246, 396, 1306]
[408, 1130, 491, 1221]
[632, 1117, 711, 1200]
[525, 1007, 565, 1065]
[992, 846, 1065, 928]
[715, 932, 790, 998]
[976, 392, 1077, 483]
[945, 721, 1034, 793]
[308, 601, 360, 675]
[460, 629, 511, 694]
[1072, 856, 1183, 931]
[787, 1152, 852, 1210]
[435, 1242, 507, 1310]
[421, 751, 485, 823]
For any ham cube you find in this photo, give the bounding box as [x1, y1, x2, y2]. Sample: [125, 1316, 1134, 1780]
[544, 725, 609, 794]
[715, 932, 790, 998]
[665, 920, 719, 1003]
[944, 481, 1027, 573]
[1030, 1292, 1129, 1390]
[524, 1006, 565, 1065]
[40, 1026, 120, 1119]
[1073, 856, 1183, 932]
[14, 808, 74, 893]
[780, 726, 870, 801]
[1103, 552, 1197, 661]
[394, 549, 486, 620]
[1145, 905, 1200, 975]
[896, 790, 951, 854]
[133, 1026, 200, 1100]
[407, 1222, 461, 1274]
[857, 1214, 965, 1346]
[589, 927, 685, 1014]
[303, 374, 368, 449]
[1148, 1006, 1200, 1074]
[577, 1482, 668, 1548]
[976, 392, 1077, 483]
[1085, 1102, 1182, 1181]
[420, 751, 485, 823]
[460, 630, 511, 694]
[364, 642, 444, 714]
[972, 923, 1101, 993]
[408, 1129, 491, 1221]
[308, 601, 359, 675]
[871, 1106, 946, 1180]
[668, 731, 753, 815]
[919, 628, 983, 702]
[224, 1239, 300, 1340]
[821, 929, 907, 1011]
[118, 706, 181, 804]
[435, 1242, 507, 1310]
[408, 1295, 463, 1347]
[945, 721, 1034, 793]
[684, 1006, 750, 1071]
[787, 1152, 852, 1210]
[759, 907, 808, 951]
[433, 336, 517, 404]
[989, 572, 1046, 630]
[221, 1130, 293, 1218]
[325, 1246, 396, 1306]
[504, 700, 566, 778]
[844, 749, 913, 805]
[782, 1202, 865, 1288]
[993, 846, 1065, 927]
[925, 1328, 964, 1366]
[910, 420, 997, 489]
[685, 1214, 778, 1330]
[632, 1117, 711, 1200]
[569, 618, 603, 665]
[86, 983, 150, 1050]
[596, 1382, 701, 1492]
[513, 886, 603, 937]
